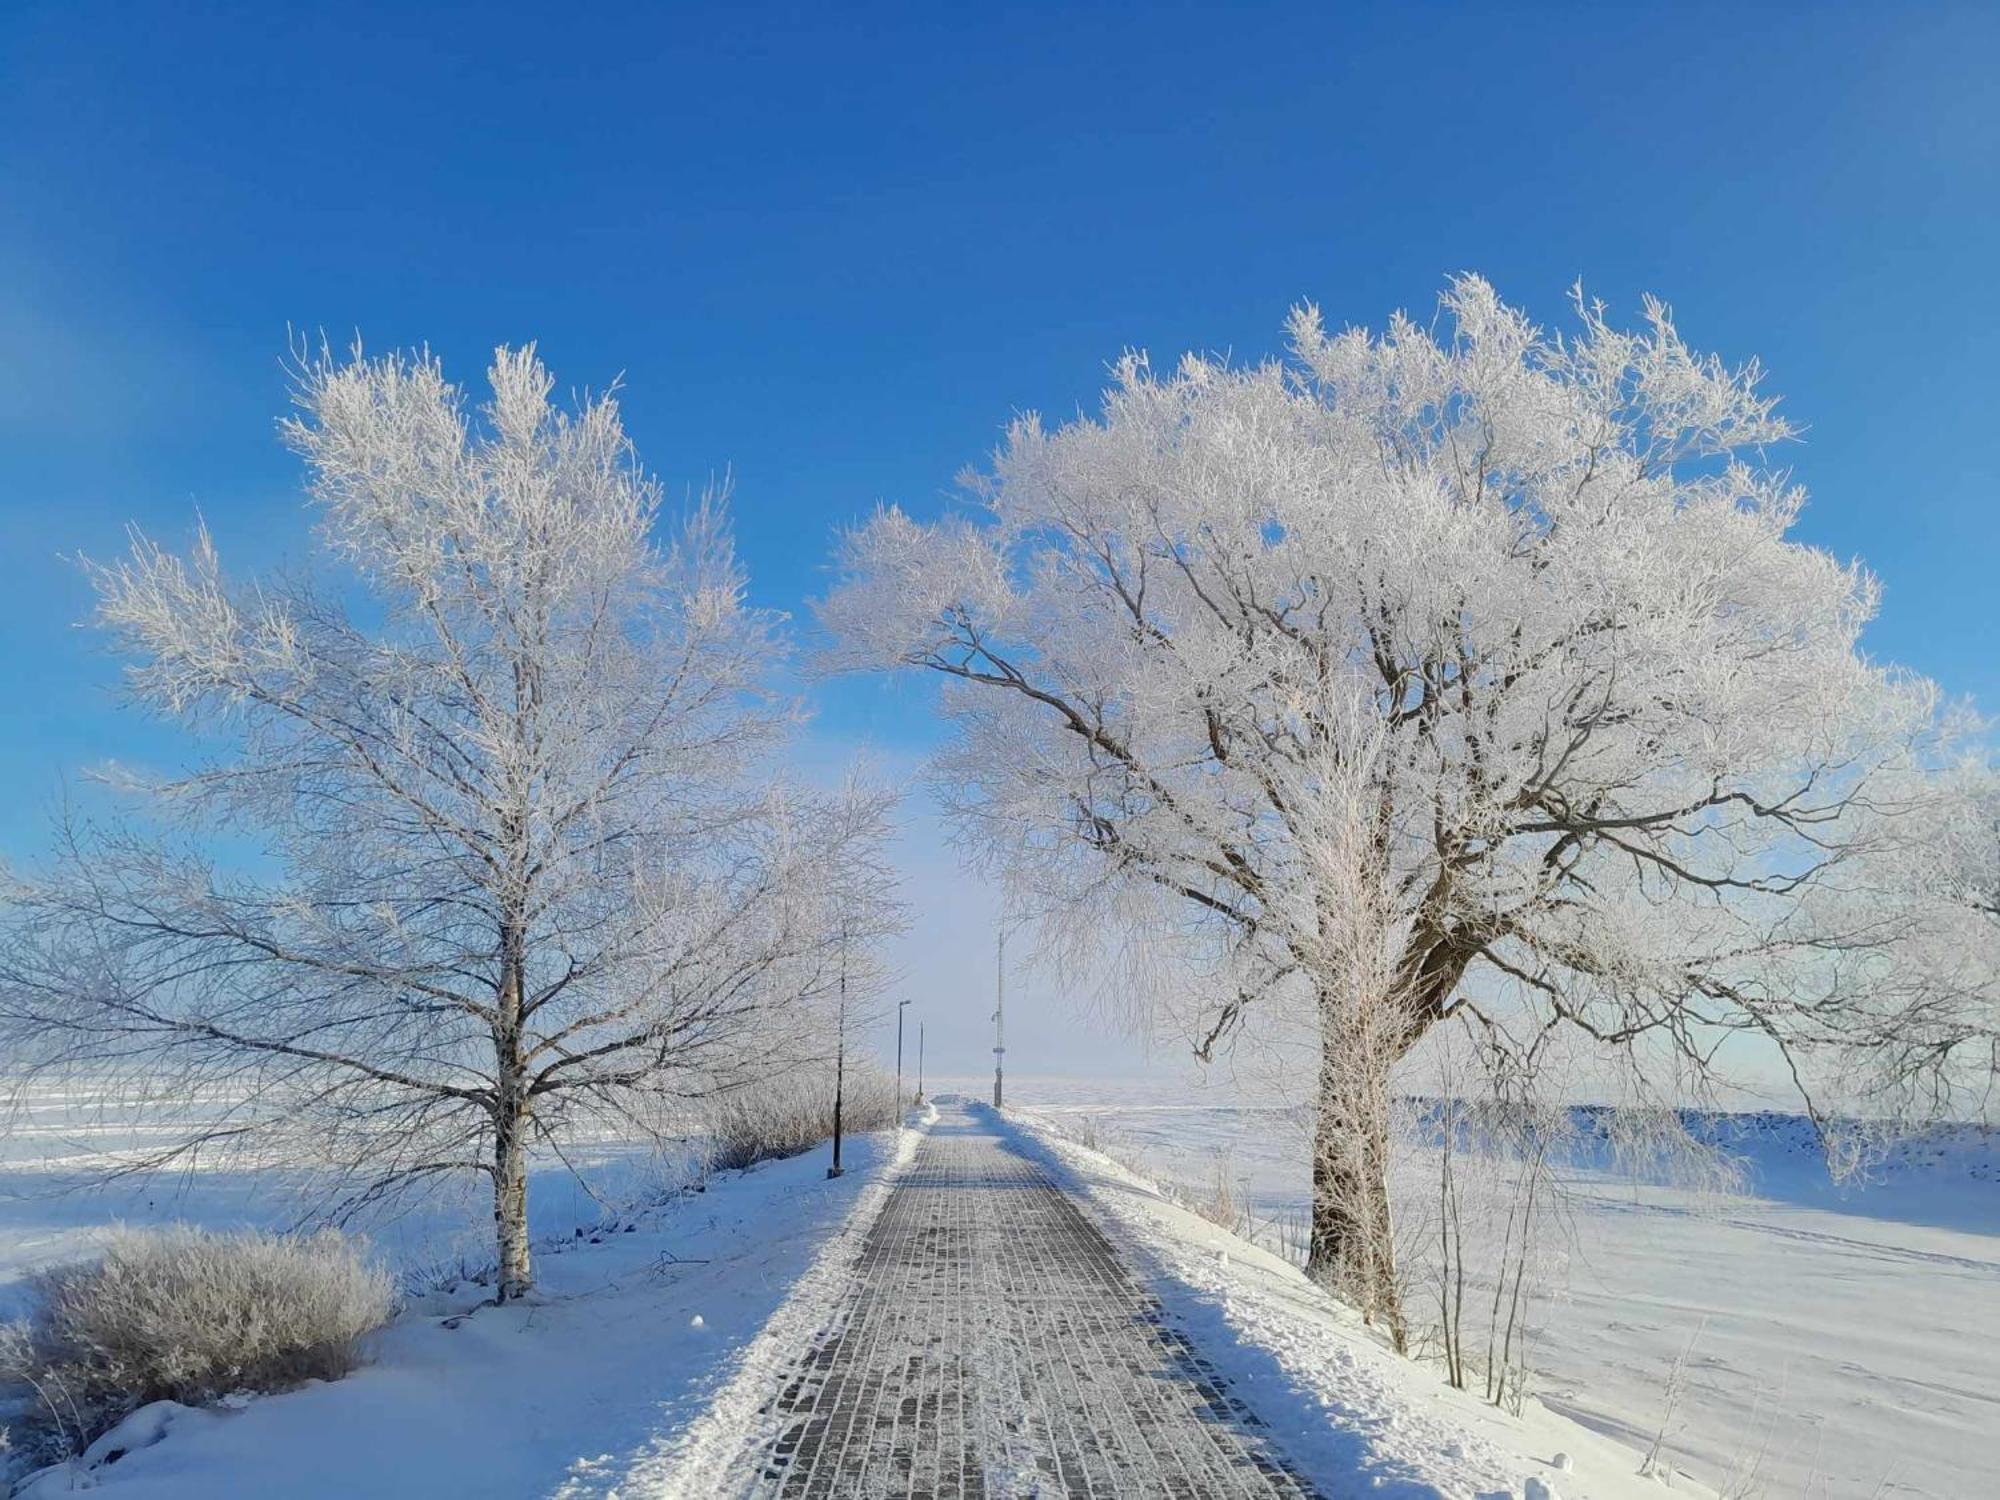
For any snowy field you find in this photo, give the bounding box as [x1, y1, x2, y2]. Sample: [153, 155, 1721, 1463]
[0, 1094, 1710, 1500]
[0, 1085, 901, 1497]
[0, 1085, 706, 1312]
[3, 1075, 1993, 1499]
[971, 1074, 2000, 1500]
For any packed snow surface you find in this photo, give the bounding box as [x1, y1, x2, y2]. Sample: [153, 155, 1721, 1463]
[1007, 1100, 1694, 1500]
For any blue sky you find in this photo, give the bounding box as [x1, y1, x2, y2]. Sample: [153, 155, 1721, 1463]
[2, 2, 1994, 1082]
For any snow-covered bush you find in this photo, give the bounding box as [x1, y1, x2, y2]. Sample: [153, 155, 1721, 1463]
[1192, 1153, 1253, 1237]
[705, 1065, 900, 1172]
[0, 1227, 393, 1458]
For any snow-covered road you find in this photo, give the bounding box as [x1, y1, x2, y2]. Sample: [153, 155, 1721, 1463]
[718, 1100, 1319, 1497]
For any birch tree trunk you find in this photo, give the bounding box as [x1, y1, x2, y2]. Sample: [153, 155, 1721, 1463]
[493, 924, 533, 1301]
[492, 1099, 532, 1302]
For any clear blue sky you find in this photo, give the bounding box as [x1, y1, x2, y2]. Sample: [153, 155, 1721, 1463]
[2, 3, 1994, 1077]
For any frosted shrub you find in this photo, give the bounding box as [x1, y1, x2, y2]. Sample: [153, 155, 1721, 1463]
[1193, 1153, 1251, 1237]
[706, 1065, 900, 1173]
[0, 1227, 393, 1455]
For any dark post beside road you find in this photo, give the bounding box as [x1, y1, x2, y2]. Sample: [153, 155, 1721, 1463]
[896, 998, 912, 1111]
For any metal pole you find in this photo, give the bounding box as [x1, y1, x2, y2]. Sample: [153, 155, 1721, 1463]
[993, 927, 1006, 1109]
[828, 943, 846, 1178]
[896, 998, 911, 1111]
[916, 1022, 925, 1105]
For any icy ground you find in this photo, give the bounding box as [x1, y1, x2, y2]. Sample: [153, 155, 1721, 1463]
[6, 1086, 1705, 1500]
[978, 1075, 2000, 1500]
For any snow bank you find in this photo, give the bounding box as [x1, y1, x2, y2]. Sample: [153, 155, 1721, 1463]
[624, 1109, 929, 1497]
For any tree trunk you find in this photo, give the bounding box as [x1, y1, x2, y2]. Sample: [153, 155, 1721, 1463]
[492, 919, 533, 1301]
[1305, 1006, 1409, 1352]
[492, 1097, 532, 1301]
[1365, 1133, 1407, 1352]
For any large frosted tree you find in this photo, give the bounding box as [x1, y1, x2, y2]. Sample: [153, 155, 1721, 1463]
[822, 279, 1986, 1335]
[0, 344, 893, 1299]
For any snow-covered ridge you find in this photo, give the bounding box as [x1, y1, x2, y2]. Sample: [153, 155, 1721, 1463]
[1566, 1106, 1998, 1181]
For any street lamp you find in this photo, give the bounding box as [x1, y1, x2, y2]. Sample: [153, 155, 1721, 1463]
[828, 932, 850, 1179]
[993, 926, 1007, 1110]
[895, 998, 912, 1111]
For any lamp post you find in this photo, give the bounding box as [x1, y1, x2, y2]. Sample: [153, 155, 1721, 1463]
[993, 927, 1007, 1110]
[895, 998, 912, 1111]
[915, 1021, 925, 1106]
[828, 934, 849, 1179]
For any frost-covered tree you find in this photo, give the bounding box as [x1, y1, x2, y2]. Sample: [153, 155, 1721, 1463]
[821, 278, 1984, 1331]
[0, 345, 894, 1299]
[1857, 758, 2000, 1118]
